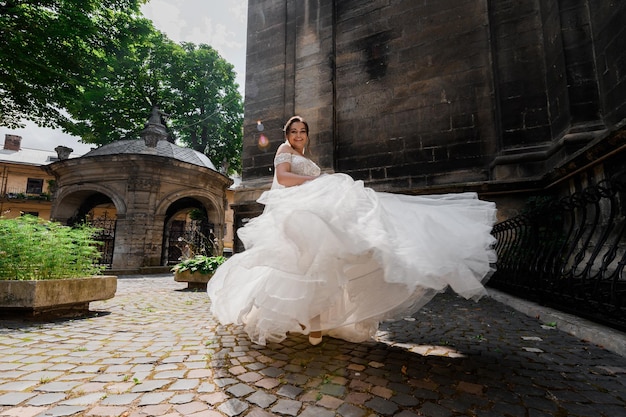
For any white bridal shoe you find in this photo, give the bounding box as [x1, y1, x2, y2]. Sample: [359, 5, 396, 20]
[309, 332, 323, 346]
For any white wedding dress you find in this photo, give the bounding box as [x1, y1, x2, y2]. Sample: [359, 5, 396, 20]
[207, 152, 497, 345]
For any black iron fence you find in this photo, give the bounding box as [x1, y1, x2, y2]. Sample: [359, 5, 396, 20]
[488, 172, 626, 331]
[165, 220, 215, 265]
[88, 213, 116, 268]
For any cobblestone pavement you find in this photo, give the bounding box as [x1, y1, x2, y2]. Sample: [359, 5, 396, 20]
[1, 274, 626, 417]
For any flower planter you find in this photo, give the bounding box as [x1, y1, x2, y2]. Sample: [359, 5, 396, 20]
[0, 276, 117, 319]
[174, 270, 213, 291]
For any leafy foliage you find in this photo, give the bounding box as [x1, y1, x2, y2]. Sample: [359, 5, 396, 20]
[167, 43, 244, 174]
[0, 215, 105, 280]
[64, 29, 176, 144]
[0, 1, 243, 174]
[0, 0, 150, 129]
[171, 255, 226, 275]
[69, 38, 244, 173]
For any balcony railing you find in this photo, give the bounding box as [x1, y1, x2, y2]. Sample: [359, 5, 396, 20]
[2, 187, 49, 201]
[489, 172, 626, 331]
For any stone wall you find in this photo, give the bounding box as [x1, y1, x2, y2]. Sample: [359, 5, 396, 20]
[589, 1, 626, 126]
[332, 0, 497, 190]
[243, 0, 498, 191]
[239, 0, 626, 222]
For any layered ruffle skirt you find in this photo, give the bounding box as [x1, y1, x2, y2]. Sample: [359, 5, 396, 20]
[207, 174, 497, 345]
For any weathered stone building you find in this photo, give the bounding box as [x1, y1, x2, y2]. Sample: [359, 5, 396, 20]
[45, 114, 232, 273]
[233, 0, 625, 250]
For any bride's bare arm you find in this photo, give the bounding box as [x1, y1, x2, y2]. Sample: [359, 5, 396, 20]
[276, 161, 318, 187]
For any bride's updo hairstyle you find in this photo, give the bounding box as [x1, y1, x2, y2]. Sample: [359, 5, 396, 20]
[283, 115, 309, 136]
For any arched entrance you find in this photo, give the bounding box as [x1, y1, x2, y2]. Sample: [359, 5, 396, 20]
[85, 202, 117, 268]
[163, 198, 217, 265]
[52, 190, 120, 269]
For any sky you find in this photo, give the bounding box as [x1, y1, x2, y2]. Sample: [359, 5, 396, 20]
[0, 0, 248, 155]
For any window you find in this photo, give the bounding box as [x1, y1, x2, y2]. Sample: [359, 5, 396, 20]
[26, 178, 44, 194]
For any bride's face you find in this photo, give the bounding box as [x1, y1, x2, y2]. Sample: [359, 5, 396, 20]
[286, 121, 308, 154]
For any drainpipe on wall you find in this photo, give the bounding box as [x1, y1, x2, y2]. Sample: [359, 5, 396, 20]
[0, 165, 7, 215]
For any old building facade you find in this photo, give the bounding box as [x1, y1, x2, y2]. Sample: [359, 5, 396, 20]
[44, 116, 233, 273]
[0, 134, 74, 220]
[234, 0, 626, 245]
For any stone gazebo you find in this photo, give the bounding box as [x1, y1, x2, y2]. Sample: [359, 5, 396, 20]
[45, 110, 232, 273]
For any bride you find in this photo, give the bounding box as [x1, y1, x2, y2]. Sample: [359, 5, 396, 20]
[207, 116, 497, 346]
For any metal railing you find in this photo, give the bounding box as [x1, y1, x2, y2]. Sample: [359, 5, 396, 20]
[489, 173, 626, 331]
[88, 212, 116, 268]
[2, 187, 50, 200]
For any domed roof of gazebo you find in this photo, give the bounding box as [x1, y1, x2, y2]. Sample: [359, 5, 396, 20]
[81, 106, 217, 171]
[83, 139, 217, 170]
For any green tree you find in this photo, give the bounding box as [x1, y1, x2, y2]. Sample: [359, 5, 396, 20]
[65, 29, 178, 144]
[67, 38, 243, 174]
[0, 0, 150, 129]
[0, 1, 243, 174]
[167, 43, 243, 174]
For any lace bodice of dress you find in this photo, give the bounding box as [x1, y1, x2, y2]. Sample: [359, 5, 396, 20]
[272, 152, 321, 189]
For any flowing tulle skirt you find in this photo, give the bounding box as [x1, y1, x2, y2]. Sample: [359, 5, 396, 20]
[207, 173, 497, 345]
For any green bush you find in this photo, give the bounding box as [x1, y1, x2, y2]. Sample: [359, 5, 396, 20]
[171, 255, 226, 275]
[0, 215, 105, 280]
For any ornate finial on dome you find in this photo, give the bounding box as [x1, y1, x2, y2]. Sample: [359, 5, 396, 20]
[54, 145, 73, 160]
[141, 106, 169, 147]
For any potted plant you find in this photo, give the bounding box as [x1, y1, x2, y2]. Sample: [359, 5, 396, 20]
[0, 215, 117, 318]
[172, 254, 226, 290]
